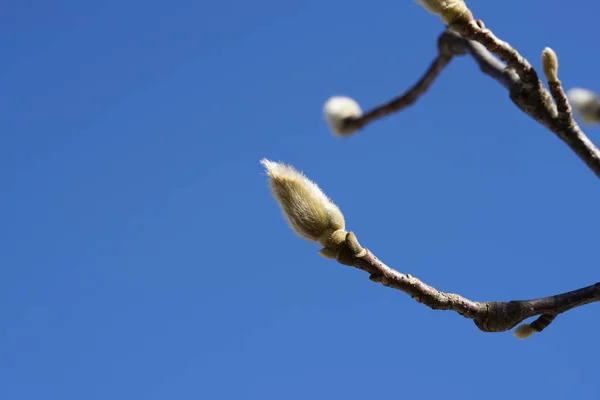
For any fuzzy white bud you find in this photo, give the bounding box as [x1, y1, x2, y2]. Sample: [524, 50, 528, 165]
[323, 96, 363, 136]
[513, 324, 536, 340]
[261, 159, 345, 246]
[567, 88, 600, 124]
[415, 0, 473, 27]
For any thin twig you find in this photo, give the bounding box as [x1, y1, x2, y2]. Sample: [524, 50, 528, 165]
[459, 20, 537, 85]
[460, 38, 518, 89]
[548, 81, 573, 124]
[340, 21, 600, 178]
[335, 232, 600, 333]
[343, 54, 453, 133]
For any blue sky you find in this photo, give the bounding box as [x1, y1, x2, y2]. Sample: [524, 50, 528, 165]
[2, 0, 599, 398]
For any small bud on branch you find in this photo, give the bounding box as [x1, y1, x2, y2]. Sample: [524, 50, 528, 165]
[416, 0, 474, 30]
[513, 323, 536, 339]
[541, 47, 559, 83]
[323, 96, 363, 136]
[567, 88, 600, 124]
[261, 159, 347, 255]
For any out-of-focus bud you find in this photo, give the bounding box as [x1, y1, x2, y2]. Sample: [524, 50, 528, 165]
[261, 159, 346, 254]
[513, 323, 536, 339]
[323, 96, 362, 137]
[567, 88, 600, 124]
[415, 0, 474, 29]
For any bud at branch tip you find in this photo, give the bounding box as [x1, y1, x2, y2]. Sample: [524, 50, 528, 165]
[513, 323, 536, 339]
[323, 96, 362, 137]
[260, 159, 347, 255]
[567, 88, 600, 124]
[415, 0, 474, 29]
[542, 47, 559, 83]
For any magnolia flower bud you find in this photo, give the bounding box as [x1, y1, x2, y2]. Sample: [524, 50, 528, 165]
[513, 323, 536, 339]
[541, 47, 558, 83]
[323, 96, 363, 136]
[567, 88, 600, 124]
[261, 159, 346, 249]
[415, 0, 473, 28]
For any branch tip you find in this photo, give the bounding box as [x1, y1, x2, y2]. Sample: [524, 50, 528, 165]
[323, 96, 363, 137]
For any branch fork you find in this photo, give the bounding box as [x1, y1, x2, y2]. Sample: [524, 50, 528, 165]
[263, 6, 600, 339]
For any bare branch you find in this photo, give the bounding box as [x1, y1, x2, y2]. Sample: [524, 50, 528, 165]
[339, 29, 520, 135]
[457, 20, 600, 178]
[336, 19, 600, 178]
[266, 12, 600, 339]
[335, 232, 600, 334]
[457, 35, 518, 89]
[459, 20, 536, 85]
[549, 81, 574, 124]
[342, 53, 453, 133]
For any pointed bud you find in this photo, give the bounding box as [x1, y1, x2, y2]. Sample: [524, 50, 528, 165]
[567, 88, 600, 124]
[513, 323, 536, 339]
[541, 47, 559, 83]
[323, 96, 363, 136]
[415, 0, 474, 29]
[261, 159, 346, 248]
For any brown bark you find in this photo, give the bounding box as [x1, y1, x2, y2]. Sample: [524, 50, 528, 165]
[343, 23, 600, 178]
[327, 21, 600, 336]
[333, 232, 600, 334]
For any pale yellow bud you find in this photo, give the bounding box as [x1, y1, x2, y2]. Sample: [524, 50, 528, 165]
[261, 159, 346, 247]
[541, 47, 559, 83]
[323, 96, 362, 136]
[415, 0, 473, 27]
[567, 88, 600, 124]
[513, 323, 536, 339]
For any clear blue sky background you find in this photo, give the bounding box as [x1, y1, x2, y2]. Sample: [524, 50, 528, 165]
[2, 1, 599, 399]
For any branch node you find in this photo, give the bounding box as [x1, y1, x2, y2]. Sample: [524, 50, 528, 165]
[335, 231, 365, 266]
[474, 301, 527, 333]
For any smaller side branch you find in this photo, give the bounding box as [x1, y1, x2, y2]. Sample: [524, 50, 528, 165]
[459, 20, 537, 85]
[530, 314, 556, 333]
[460, 39, 518, 90]
[343, 53, 453, 133]
[340, 29, 519, 135]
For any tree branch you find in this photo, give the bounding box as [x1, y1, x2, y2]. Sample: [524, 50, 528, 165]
[267, 13, 600, 339]
[341, 21, 600, 178]
[332, 20, 600, 336]
[459, 35, 519, 90]
[335, 232, 600, 335]
[342, 53, 453, 133]
[459, 20, 600, 178]
[336, 20, 600, 336]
